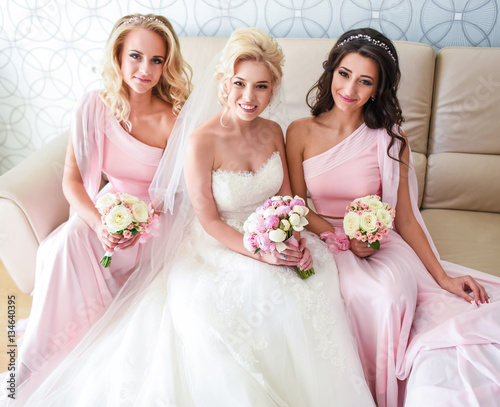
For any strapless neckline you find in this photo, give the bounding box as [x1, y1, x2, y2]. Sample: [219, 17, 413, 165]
[212, 151, 280, 178]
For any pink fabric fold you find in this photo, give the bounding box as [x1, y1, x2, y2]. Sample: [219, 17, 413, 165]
[304, 124, 500, 407]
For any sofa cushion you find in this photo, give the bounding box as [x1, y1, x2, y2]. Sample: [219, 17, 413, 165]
[422, 209, 500, 278]
[425, 47, 500, 213]
[429, 47, 500, 155]
[424, 152, 500, 212]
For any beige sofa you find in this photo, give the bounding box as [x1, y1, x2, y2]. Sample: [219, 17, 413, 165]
[1, 37, 499, 294]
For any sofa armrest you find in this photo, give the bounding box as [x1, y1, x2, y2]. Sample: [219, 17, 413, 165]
[0, 132, 69, 294]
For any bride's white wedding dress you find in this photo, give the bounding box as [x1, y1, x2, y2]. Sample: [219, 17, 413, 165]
[18, 151, 374, 406]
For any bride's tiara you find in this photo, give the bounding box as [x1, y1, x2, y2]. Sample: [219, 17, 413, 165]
[337, 34, 396, 63]
[120, 15, 165, 27]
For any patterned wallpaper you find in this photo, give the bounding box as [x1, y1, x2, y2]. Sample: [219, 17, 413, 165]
[1, 0, 499, 174]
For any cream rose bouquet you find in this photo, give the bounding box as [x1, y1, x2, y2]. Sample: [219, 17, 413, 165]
[343, 195, 395, 250]
[243, 195, 315, 279]
[95, 192, 160, 267]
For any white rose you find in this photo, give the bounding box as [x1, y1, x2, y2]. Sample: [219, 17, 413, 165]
[269, 229, 287, 243]
[105, 205, 133, 233]
[292, 205, 309, 216]
[264, 207, 277, 217]
[343, 212, 361, 237]
[120, 193, 140, 205]
[280, 219, 291, 231]
[95, 193, 116, 211]
[131, 202, 150, 223]
[377, 209, 394, 229]
[289, 213, 300, 226]
[270, 195, 283, 201]
[360, 212, 378, 233]
[292, 218, 309, 232]
[357, 195, 371, 204]
[282, 195, 293, 202]
[289, 213, 308, 231]
[366, 198, 383, 210]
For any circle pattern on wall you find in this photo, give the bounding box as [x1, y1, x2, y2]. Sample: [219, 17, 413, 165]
[0, 0, 499, 173]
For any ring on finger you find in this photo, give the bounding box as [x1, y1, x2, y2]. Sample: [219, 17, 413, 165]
[284, 254, 287, 260]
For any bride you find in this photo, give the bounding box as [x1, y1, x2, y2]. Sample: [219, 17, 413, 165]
[13, 28, 375, 406]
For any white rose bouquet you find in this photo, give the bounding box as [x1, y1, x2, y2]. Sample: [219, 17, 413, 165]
[343, 195, 395, 250]
[95, 192, 160, 267]
[243, 195, 315, 279]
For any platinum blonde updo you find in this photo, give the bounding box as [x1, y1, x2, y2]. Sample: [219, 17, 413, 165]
[214, 27, 284, 106]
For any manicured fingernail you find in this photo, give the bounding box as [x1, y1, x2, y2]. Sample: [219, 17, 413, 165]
[470, 300, 475, 304]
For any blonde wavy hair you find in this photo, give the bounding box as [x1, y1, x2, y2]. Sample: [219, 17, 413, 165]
[215, 27, 284, 106]
[101, 14, 192, 131]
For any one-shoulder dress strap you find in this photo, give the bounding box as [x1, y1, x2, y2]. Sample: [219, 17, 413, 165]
[303, 123, 378, 181]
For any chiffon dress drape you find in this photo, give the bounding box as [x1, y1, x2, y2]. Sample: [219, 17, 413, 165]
[2, 90, 163, 398]
[304, 123, 500, 407]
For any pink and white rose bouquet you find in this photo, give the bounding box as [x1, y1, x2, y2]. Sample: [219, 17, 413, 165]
[95, 192, 160, 267]
[343, 195, 395, 250]
[243, 195, 315, 279]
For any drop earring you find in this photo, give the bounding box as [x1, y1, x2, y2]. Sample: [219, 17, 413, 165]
[371, 96, 376, 101]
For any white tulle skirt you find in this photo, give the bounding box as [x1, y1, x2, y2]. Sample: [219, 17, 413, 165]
[15, 218, 375, 407]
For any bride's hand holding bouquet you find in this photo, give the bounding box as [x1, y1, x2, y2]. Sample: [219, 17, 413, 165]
[243, 195, 315, 279]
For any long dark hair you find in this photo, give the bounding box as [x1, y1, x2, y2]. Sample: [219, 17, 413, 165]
[307, 28, 406, 163]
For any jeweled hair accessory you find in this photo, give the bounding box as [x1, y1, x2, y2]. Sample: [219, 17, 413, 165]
[337, 34, 396, 63]
[120, 15, 165, 27]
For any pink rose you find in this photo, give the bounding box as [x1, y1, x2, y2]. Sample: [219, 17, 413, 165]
[276, 205, 291, 218]
[376, 232, 383, 241]
[253, 215, 267, 233]
[353, 231, 363, 240]
[255, 233, 276, 253]
[264, 215, 280, 230]
[123, 230, 132, 239]
[271, 200, 286, 208]
[289, 199, 305, 208]
[127, 223, 135, 230]
[243, 232, 258, 252]
[261, 199, 273, 210]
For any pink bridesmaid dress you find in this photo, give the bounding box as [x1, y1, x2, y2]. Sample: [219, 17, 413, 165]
[13, 90, 164, 390]
[303, 123, 500, 407]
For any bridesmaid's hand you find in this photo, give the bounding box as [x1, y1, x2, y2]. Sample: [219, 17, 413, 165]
[96, 223, 122, 252]
[349, 238, 375, 258]
[115, 233, 141, 251]
[438, 274, 490, 305]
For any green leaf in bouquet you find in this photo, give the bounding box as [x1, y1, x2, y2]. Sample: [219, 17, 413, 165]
[369, 240, 380, 250]
[298, 266, 315, 279]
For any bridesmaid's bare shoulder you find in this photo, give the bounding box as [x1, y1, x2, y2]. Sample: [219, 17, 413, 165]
[286, 116, 323, 145]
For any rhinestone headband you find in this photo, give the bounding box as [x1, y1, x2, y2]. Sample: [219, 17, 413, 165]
[337, 34, 396, 63]
[120, 16, 165, 27]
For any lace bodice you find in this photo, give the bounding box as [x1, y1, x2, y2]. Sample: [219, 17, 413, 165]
[212, 151, 283, 231]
